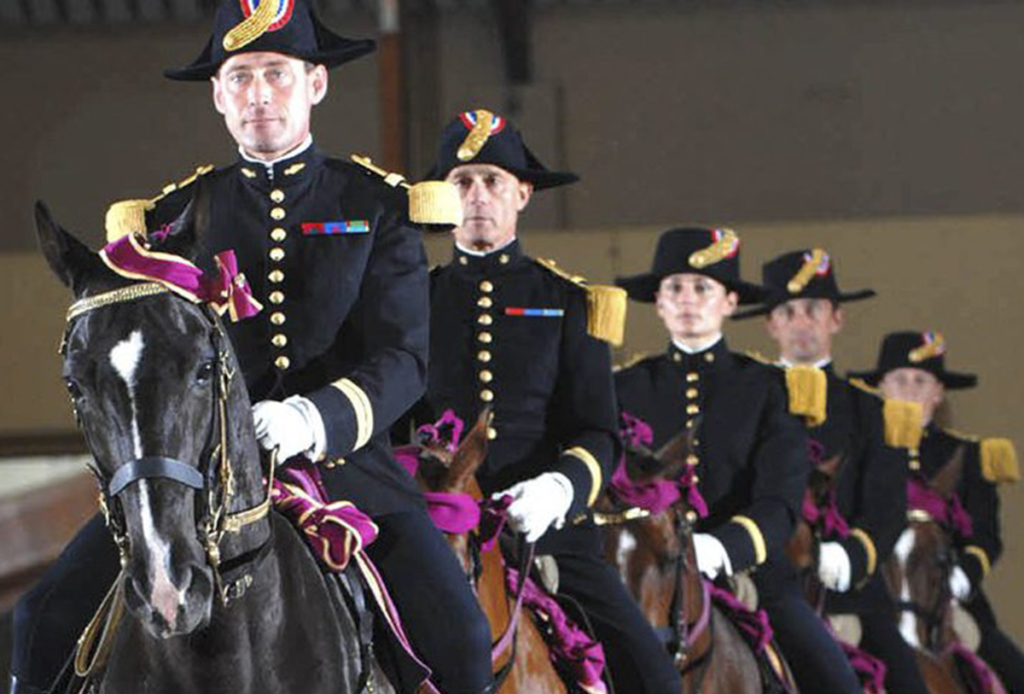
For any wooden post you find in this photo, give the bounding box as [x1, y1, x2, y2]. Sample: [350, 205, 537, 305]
[378, 0, 404, 172]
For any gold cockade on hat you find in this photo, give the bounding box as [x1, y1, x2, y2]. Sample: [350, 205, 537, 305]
[787, 248, 827, 294]
[223, 0, 278, 53]
[689, 228, 739, 269]
[909, 331, 945, 363]
[457, 110, 496, 163]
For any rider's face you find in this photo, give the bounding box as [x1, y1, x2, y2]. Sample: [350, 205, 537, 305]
[766, 298, 843, 365]
[655, 273, 737, 345]
[879, 367, 946, 425]
[447, 164, 532, 252]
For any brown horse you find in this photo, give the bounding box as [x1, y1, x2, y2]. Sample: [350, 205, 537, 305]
[400, 410, 566, 694]
[884, 448, 995, 694]
[596, 429, 776, 694]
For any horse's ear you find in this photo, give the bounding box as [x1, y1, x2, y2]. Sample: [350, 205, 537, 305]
[155, 179, 210, 261]
[446, 408, 492, 492]
[932, 444, 966, 498]
[34, 201, 106, 296]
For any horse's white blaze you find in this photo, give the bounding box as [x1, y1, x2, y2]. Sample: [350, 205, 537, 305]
[139, 480, 185, 625]
[616, 529, 638, 568]
[110, 330, 145, 459]
[894, 527, 921, 648]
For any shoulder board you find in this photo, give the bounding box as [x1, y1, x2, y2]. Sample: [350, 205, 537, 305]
[614, 351, 653, 373]
[980, 438, 1020, 484]
[941, 427, 980, 443]
[848, 377, 880, 396]
[350, 154, 409, 188]
[350, 153, 461, 227]
[105, 164, 214, 242]
[742, 350, 777, 367]
[536, 258, 627, 347]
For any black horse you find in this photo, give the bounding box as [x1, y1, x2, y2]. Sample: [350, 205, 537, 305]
[35, 201, 393, 694]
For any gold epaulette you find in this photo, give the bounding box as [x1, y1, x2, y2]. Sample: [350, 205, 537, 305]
[105, 164, 214, 242]
[942, 427, 979, 443]
[536, 258, 627, 346]
[350, 154, 462, 227]
[849, 378, 881, 397]
[980, 437, 1020, 484]
[614, 351, 651, 372]
[785, 365, 828, 427]
[883, 399, 924, 450]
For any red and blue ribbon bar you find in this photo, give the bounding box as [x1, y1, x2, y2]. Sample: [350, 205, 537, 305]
[301, 220, 371, 235]
[504, 307, 564, 317]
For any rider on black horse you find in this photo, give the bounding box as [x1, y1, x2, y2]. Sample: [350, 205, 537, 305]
[9, 1, 494, 692]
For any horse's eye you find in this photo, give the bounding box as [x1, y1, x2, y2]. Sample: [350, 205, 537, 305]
[195, 361, 215, 385]
[65, 378, 84, 400]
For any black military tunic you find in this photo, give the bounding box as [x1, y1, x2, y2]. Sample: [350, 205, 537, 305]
[406, 240, 682, 693]
[616, 340, 863, 694]
[797, 368, 926, 694]
[911, 426, 1024, 691]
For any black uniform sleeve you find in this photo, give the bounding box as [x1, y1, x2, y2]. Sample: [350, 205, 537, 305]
[838, 391, 907, 587]
[712, 370, 809, 572]
[548, 287, 619, 517]
[306, 205, 430, 458]
[957, 441, 1002, 588]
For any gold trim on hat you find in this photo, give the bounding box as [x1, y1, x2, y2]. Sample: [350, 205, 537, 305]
[787, 248, 826, 294]
[689, 229, 738, 269]
[457, 110, 495, 162]
[909, 332, 945, 363]
[223, 0, 278, 53]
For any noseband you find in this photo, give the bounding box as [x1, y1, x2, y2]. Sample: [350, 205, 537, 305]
[63, 282, 276, 605]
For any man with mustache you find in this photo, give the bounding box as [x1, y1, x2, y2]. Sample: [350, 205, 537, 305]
[9, 1, 493, 692]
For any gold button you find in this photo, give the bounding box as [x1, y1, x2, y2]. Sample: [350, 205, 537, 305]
[269, 247, 285, 262]
[704, 352, 715, 363]
[478, 332, 493, 344]
[268, 270, 284, 283]
[480, 389, 494, 402]
[275, 355, 291, 370]
[673, 352, 682, 363]
[271, 334, 288, 348]
[686, 404, 700, 415]
[691, 474, 700, 483]
[270, 207, 286, 221]
[479, 370, 493, 383]
[499, 254, 510, 265]
[478, 350, 492, 362]
[685, 510, 698, 523]
[459, 257, 468, 266]
[270, 189, 285, 203]
[479, 280, 494, 293]
[909, 459, 921, 471]
[477, 297, 493, 309]
[269, 291, 285, 304]
[686, 419, 695, 428]
[270, 312, 286, 326]
[687, 372, 699, 383]
[686, 388, 699, 399]
[686, 454, 699, 467]
[271, 227, 287, 242]
[487, 427, 498, 440]
[478, 314, 493, 326]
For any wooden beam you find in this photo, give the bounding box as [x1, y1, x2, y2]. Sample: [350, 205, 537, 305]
[378, 0, 405, 171]
[492, 0, 532, 85]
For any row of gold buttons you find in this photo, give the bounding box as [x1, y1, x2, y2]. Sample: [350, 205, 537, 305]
[477, 279, 497, 440]
[268, 188, 290, 371]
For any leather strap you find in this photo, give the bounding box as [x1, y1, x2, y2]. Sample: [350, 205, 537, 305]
[108, 457, 205, 496]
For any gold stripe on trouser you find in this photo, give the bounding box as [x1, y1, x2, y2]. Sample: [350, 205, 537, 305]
[563, 446, 603, 507]
[730, 515, 767, 565]
[964, 545, 992, 578]
[850, 527, 878, 576]
[331, 378, 374, 451]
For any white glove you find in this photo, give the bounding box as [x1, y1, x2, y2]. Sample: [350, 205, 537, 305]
[949, 565, 972, 601]
[251, 396, 326, 461]
[818, 541, 852, 592]
[495, 472, 574, 543]
[693, 533, 733, 580]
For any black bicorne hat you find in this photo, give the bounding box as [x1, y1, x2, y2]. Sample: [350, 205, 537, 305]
[165, 0, 375, 81]
[615, 227, 765, 305]
[849, 330, 978, 390]
[733, 248, 876, 319]
[426, 110, 578, 190]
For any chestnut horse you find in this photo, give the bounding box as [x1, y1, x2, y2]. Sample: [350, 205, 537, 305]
[596, 429, 781, 694]
[399, 411, 567, 693]
[885, 449, 1002, 694]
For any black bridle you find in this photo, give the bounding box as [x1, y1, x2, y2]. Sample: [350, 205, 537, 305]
[895, 510, 958, 651]
[62, 282, 277, 678]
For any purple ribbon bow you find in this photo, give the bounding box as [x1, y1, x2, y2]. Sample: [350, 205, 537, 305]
[907, 478, 974, 538]
[506, 568, 608, 694]
[801, 489, 850, 539]
[708, 582, 775, 653]
[610, 459, 709, 518]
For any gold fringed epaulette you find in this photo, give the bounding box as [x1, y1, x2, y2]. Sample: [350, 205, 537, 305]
[981, 438, 1020, 484]
[536, 258, 627, 346]
[883, 399, 924, 449]
[785, 365, 828, 427]
[351, 154, 462, 227]
[104, 164, 214, 242]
